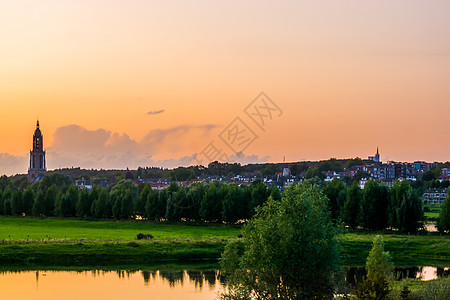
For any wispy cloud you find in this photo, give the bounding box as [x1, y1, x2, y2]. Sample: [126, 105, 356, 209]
[147, 109, 165, 115]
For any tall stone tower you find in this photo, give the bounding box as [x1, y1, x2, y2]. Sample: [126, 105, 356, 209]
[28, 120, 47, 182]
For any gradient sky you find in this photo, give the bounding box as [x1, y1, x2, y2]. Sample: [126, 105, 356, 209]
[1, 0, 449, 175]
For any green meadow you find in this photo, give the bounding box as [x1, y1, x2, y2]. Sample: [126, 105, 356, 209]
[0, 217, 449, 267]
[0, 217, 240, 240]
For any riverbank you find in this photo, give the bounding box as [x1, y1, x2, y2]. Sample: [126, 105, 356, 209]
[0, 217, 449, 267]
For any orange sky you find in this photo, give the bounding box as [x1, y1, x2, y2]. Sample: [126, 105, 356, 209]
[1, 1, 449, 175]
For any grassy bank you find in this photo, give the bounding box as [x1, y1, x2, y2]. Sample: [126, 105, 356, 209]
[340, 233, 450, 266]
[0, 217, 240, 240]
[0, 217, 449, 267]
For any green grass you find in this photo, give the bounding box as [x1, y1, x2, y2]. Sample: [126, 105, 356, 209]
[424, 212, 440, 218]
[340, 232, 450, 266]
[0, 217, 449, 267]
[0, 216, 240, 240]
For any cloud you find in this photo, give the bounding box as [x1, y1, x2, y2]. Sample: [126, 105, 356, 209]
[0, 124, 269, 175]
[46, 124, 220, 171]
[147, 109, 165, 115]
[228, 152, 270, 165]
[0, 153, 28, 176]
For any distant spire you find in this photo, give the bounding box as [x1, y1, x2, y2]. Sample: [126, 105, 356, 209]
[36, 119, 40, 128]
[376, 146, 379, 155]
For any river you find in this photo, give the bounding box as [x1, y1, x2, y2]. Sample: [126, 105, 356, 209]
[0, 266, 448, 299]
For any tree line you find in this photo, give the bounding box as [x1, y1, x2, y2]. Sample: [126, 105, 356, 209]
[1, 173, 449, 233]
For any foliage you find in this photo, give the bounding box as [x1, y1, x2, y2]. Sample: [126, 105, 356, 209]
[354, 236, 393, 300]
[220, 184, 341, 299]
[360, 180, 389, 230]
[438, 188, 450, 233]
[323, 178, 347, 220]
[388, 180, 423, 234]
[32, 190, 46, 217]
[341, 181, 361, 229]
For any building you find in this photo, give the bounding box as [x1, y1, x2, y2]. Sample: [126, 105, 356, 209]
[28, 120, 47, 182]
[422, 189, 448, 205]
[368, 147, 380, 162]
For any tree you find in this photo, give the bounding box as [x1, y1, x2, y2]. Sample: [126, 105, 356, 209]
[56, 185, 78, 217]
[11, 190, 23, 216]
[137, 183, 152, 218]
[76, 188, 91, 218]
[91, 188, 111, 218]
[354, 235, 393, 300]
[360, 180, 389, 230]
[32, 190, 46, 217]
[268, 184, 282, 201]
[249, 181, 268, 216]
[200, 182, 223, 222]
[22, 186, 35, 216]
[388, 180, 423, 234]
[2, 186, 12, 215]
[342, 181, 362, 229]
[0, 190, 3, 215]
[222, 184, 248, 224]
[38, 173, 71, 193]
[146, 189, 165, 221]
[220, 183, 341, 299]
[438, 188, 450, 233]
[44, 184, 58, 216]
[0, 175, 11, 192]
[323, 178, 347, 220]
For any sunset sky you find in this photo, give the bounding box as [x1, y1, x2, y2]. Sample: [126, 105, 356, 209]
[1, 0, 449, 175]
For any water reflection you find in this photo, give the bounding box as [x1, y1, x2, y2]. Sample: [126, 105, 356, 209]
[0, 267, 447, 300]
[0, 269, 224, 300]
[345, 266, 449, 289]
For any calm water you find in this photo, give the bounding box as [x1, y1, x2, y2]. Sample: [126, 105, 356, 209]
[0, 267, 448, 299]
[0, 269, 224, 300]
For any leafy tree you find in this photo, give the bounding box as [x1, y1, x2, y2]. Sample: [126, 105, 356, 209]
[346, 157, 364, 170]
[110, 180, 138, 219]
[91, 189, 111, 218]
[166, 186, 189, 222]
[0, 190, 3, 215]
[169, 167, 195, 181]
[22, 186, 35, 216]
[323, 178, 347, 220]
[268, 184, 282, 201]
[184, 182, 205, 220]
[249, 181, 268, 216]
[11, 190, 23, 216]
[146, 189, 165, 221]
[342, 181, 362, 229]
[76, 188, 91, 218]
[388, 180, 423, 233]
[438, 188, 450, 233]
[44, 184, 58, 216]
[32, 190, 46, 217]
[2, 186, 12, 215]
[0, 175, 11, 192]
[305, 167, 325, 180]
[220, 184, 341, 299]
[56, 185, 78, 217]
[39, 173, 72, 193]
[137, 183, 152, 218]
[354, 235, 393, 300]
[360, 180, 389, 230]
[200, 182, 223, 222]
[222, 184, 248, 224]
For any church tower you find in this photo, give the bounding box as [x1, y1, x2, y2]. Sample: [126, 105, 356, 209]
[28, 120, 47, 182]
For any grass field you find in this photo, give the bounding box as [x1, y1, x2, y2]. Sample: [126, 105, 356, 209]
[0, 217, 449, 267]
[0, 217, 241, 240]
